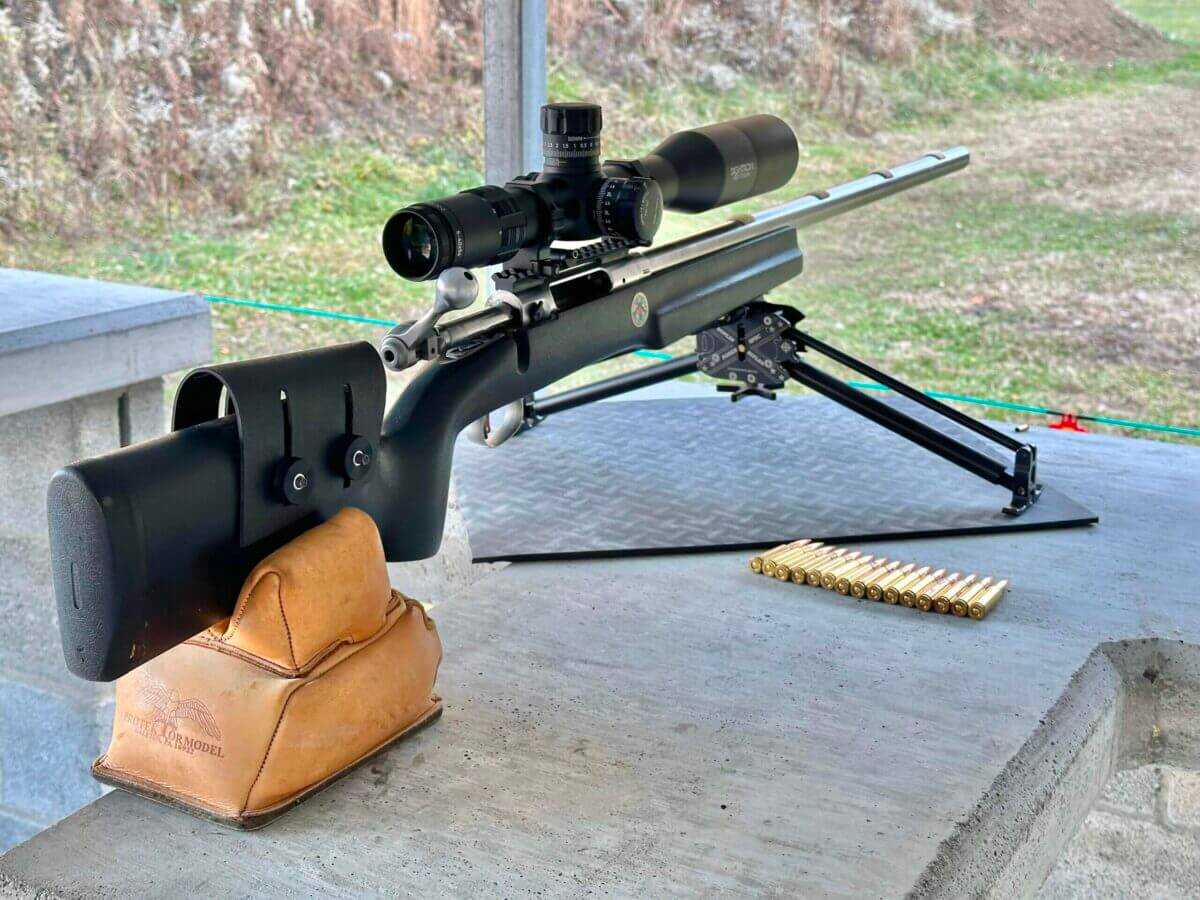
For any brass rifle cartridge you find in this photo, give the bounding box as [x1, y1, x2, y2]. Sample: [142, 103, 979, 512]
[773, 542, 827, 581]
[760, 540, 810, 577]
[912, 571, 950, 614]
[758, 542, 806, 578]
[821, 552, 869, 590]
[884, 565, 928, 604]
[935, 574, 977, 614]
[792, 545, 839, 584]
[952, 576, 992, 617]
[856, 560, 902, 599]
[772, 542, 830, 585]
[806, 549, 854, 586]
[837, 557, 884, 595]
[969, 579, 1009, 620]
[920, 573, 960, 612]
[759, 544, 793, 577]
[903, 568, 946, 608]
[873, 564, 916, 607]
[752, 543, 785, 574]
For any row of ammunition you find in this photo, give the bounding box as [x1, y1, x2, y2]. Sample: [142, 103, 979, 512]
[748, 539, 1008, 620]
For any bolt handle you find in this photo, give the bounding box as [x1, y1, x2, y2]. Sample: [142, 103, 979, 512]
[433, 267, 480, 313]
[381, 268, 479, 370]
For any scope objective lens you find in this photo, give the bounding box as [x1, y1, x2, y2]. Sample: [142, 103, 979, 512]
[382, 185, 542, 281]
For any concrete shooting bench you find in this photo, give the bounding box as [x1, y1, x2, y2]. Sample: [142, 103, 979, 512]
[0, 268, 210, 848]
[1, 396, 1196, 896]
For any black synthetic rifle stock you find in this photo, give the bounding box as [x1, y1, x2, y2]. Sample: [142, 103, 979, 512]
[48, 147, 969, 681]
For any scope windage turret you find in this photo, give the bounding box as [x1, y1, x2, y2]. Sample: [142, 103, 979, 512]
[381, 102, 799, 281]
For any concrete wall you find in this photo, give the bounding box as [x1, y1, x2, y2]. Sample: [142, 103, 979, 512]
[0, 268, 211, 852]
[0, 381, 165, 847]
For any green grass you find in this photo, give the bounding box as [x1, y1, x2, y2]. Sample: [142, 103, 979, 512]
[5, 140, 487, 358]
[3, 42, 1198, 442]
[1119, 0, 1200, 41]
[768, 193, 1197, 431]
[881, 44, 1200, 125]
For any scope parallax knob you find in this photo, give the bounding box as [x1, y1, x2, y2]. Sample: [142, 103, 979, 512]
[595, 176, 663, 246]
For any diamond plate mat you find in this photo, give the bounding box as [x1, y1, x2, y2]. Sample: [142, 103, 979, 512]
[453, 395, 1098, 562]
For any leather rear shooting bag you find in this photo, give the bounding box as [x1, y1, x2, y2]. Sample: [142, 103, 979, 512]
[93, 507, 443, 828]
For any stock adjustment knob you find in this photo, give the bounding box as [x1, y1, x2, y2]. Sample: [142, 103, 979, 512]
[338, 435, 374, 481]
[277, 457, 313, 506]
[595, 177, 663, 246]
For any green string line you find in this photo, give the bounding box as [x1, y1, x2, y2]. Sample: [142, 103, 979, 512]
[844, 381, 1200, 437]
[202, 294, 1199, 438]
[846, 380, 1055, 415]
[207, 294, 674, 361]
[205, 294, 399, 328]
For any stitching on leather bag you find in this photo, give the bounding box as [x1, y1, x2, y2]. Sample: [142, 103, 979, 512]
[277, 588, 297, 669]
[241, 613, 440, 816]
[223, 569, 275, 641]
[241, 700, 442, 820]
[185, 589, 413, 677]
[283, 588, 401, 671]
[243, 691, 295, 814]
[219, 571, 296, 667]
[94, 758, 241, 819]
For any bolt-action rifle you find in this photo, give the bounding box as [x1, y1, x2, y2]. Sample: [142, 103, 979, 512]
[48, 103, 1040, 682]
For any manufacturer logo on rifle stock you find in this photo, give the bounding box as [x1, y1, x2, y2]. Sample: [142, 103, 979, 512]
[125, 675, 225, 758]
[631, 292, 649, 328]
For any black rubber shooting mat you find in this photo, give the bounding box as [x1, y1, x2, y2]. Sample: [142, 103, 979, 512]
[453, 395, 1098, 562]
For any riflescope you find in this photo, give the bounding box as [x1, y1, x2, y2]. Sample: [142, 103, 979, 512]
[381, 102, 800, 280]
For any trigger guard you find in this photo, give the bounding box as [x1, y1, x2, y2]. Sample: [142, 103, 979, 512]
[466, 399, 526, 448]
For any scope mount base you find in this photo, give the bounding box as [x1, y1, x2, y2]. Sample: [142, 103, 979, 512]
[496, 236, 637, 288]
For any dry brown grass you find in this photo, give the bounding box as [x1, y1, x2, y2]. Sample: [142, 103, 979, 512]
[0, 0, 459, 240]
[0, 0, 1163, 243]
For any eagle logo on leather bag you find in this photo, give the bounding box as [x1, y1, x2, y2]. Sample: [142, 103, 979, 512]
[138, 677, 222, 740]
